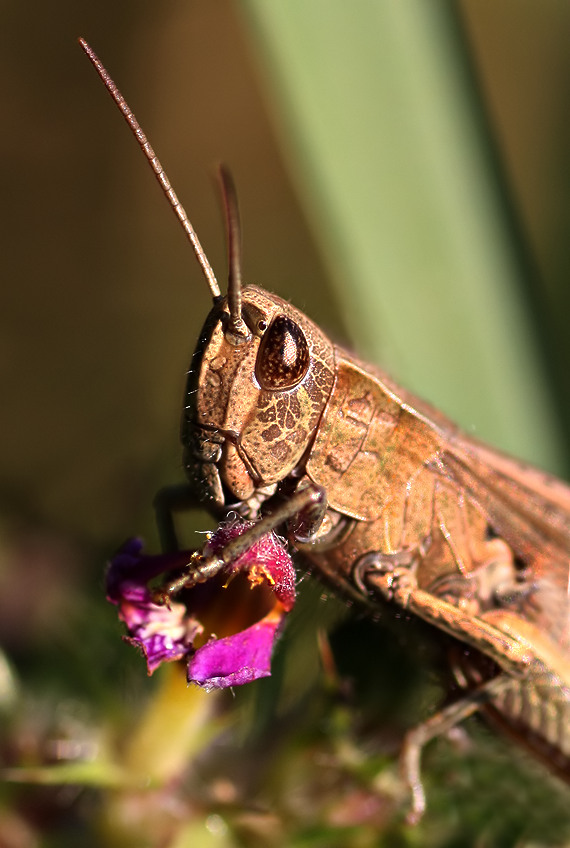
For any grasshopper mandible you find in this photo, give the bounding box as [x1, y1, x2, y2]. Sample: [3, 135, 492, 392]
[81, 39, 570, 822]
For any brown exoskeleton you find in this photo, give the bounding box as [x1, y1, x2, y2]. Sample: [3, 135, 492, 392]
[81, 39, 570, 822]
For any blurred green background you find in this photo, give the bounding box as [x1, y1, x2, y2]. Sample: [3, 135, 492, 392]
[1, 1, 570, 845]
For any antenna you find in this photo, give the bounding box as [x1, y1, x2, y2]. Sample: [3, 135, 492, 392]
[79, 38, 221, 301]
[219, 166, 250, 342]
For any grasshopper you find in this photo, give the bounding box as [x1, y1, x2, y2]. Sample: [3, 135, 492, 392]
[81, 39, 570, 822]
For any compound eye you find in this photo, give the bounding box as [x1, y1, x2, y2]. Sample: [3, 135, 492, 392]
[255, 315, 310, 390]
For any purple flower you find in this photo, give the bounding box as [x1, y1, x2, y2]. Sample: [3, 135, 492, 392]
[106, 522, 296, 689]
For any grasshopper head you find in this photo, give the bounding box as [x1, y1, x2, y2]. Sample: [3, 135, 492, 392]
[182, 285, 335, 509]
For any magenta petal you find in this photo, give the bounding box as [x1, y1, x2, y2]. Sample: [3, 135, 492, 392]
[187, 617, 281, 690]
[204, 522, 296, 610]
[124, 604, 201, 674]
[107, 524, 296, 686]
[107, 539, 202, 674]
[106, 539, 194, 604]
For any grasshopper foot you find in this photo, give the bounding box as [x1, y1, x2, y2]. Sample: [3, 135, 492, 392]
[399, 726, 427, 825]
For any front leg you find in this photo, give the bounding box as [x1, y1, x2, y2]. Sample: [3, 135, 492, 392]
[358, 561, 533, 822]
[155, 483, 326, 600]
[400, 673, 512, 823]
[364, 566, 534, 677]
